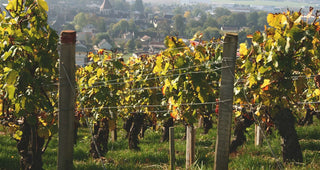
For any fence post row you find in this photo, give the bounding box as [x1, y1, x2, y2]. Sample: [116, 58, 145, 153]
[214, 33, 238, 170]
[169, 127, 175, 170]
[186, 125, 195, 169]
[58, 30, 76, 170]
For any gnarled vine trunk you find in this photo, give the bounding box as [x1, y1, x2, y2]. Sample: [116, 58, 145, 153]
[274, 108, 303, 163]
[203, 113, 213, 134]
[123, 116, 133, 139]
[128, 113, 144, 150]
[17, 120, 45, 170]
[230, 112, 254, 153]
[90, 118, 109, 158]
[161, 117, 174, 142]
[298, 107, 318, 126]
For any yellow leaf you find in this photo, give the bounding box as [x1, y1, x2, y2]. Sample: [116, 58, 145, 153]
[96, 68, 103, 77]
[196, 86, 200, 92]
[13, 130, 23, 141]
[93, 55, 100, 62]
[15, 103, 20, 113]
[161, 63, 170, 75]
[255, 110, 260, 116]
[37, 0, 49, 11]
[198, 92, 205, 103]
[239, 43, 248, 56]
[313, 89, 320, 97]
[0, 100, 2, 116]
[235, 111, 242, 117]
[85, 65, 93, 72]
[305, 68, 312, 78]
[104, 55, 111, 61]
[256, 54, 263, 63]
[88, 76, 96, 87]
[261, 79, 271, 89]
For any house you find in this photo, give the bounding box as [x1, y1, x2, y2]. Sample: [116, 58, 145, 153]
[220, 26, 241, 33]
[100, 0, 113, 16]
[77, 32, 94, 44]
[98, 39, 113, 50]
[76, 42, 88, 66]
[82, 24, 96, 33]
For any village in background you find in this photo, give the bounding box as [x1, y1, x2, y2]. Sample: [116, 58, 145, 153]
[1, 0, 318, 65]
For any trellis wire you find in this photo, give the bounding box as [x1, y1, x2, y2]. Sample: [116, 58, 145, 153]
[78, 65, 226, 90]
[83, 60, 222, 86]
[75, 100, 227, 112]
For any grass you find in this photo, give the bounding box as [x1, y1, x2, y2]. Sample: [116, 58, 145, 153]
[0, 118, 320, 169]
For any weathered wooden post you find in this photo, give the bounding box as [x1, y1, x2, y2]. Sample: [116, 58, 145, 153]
[169, 127, 175, 170]
[255, 124, 264, 146]
[58, 30, 76, 170]
[109, 119, 117, 142]
[214, 33, 238, 170]
[186, 125, 195, 169]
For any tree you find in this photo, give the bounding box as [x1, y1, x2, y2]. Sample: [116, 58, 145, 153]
[247, 11, 259, 27]
[173, 14, 186, 37]
[173, 6, 184, 15]
[110, 19, 130, 38]
[204, 15, 219, 29]
[126, 39, 136, 52]
[202, 27, 222, 40]
[134, 0, 144, 13]
[214, 7, 231, 18]
[0, 0, 59, 169]
[112, 0, 130, 11]
[128, 19, 138, 33]
[73, 12, 87, 31]
[93, 32, 115, 47]
[229, 13, 247, 27]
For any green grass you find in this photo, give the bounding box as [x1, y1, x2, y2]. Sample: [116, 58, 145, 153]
[0, 118, 320, 169]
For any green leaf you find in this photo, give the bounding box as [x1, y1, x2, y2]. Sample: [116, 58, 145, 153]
[23, 46, 33, 53]
[248, 74, 257, 88]
[289, 26, 304, 42]
[258, 66, 271, 74]
[6, 69, 19, 85]
[5, 84, 16, 100]
[1, 51, 12, 61]
[113, 61, 123, 69]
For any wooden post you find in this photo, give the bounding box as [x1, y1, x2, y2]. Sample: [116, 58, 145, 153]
[169, 127, 175, 170]
[198, 116, 203, 128]
[186, 125, 195, 169]
[255, 124, 264, 146]
[58, 30, 76, 170]
[214, 33, 238, 170]
[109, 120, 117, 142]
